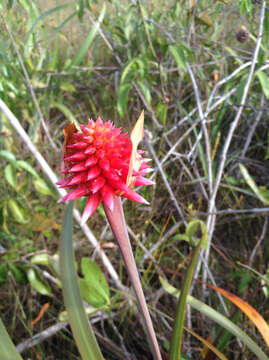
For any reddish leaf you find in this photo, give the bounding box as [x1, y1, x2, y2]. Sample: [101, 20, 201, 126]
[207, 283, 269, 348]
[63, 122, 77, 157]
[184, 327, 228, 360]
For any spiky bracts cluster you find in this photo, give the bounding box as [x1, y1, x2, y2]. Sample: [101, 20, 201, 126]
[57, 117, 152, 223]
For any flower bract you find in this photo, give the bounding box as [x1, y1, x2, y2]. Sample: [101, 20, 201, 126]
[57, 116, 153, 224]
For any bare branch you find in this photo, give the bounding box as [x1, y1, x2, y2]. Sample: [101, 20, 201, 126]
[202, 0, 267, 283]
[144, 134, 187, 226]
[249, 216, 268, 267]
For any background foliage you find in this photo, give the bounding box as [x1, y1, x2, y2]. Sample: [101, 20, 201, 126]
[0, 0, 269, 359]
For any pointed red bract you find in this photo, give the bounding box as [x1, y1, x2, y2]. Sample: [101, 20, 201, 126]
[91, 176, 106, 194]
[85, 156, 98, 167]
[87, 166, 101, 181]
[67, 142, 87, 150]
[101, 184, 115, 211]
[59, 185, 87, 202]
[69, 163, 87, 172]
[58, 116, 152, 223]
[65, 152, 86, 162]
[134, 176, 154, 186]
[81, 193, 102, 224]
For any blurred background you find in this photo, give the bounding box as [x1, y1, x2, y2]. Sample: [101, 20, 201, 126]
[0, 0, 269, 359]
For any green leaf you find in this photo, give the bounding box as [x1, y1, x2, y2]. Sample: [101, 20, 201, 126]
[30, 253, 50, 266]
[4, 164, 16, 188]
[169, 45, 187, 71]
[77, 0, 85, 20]
[9, 263, 27, 284]
[60, 82, 76, 93]
[50, 102, 80, 131]
[135, 58, 147, 78]
[33, 178, 56, 197]
[156, 102, 168, 125]
[239, 273, 252, 294]
[239, 163, 269, 205]
[0, 150, 17, 165]
[195, 12, 214, 27]
[225, 46, 243, 66]
[49, 254, 61, 278]
[68, 4, 106, 68]
[1, 155, 39, 182]
[256, 71, 269, 99]
[171, 234, 190, 243]
[0, 265, 8, 285]
[186, 219, 208, 248]
[236, 74, 247, 102]
[120, 58, 137, 84]
[16, 160, 39, 178]
[137, 80, 151, 105]
[240, 0, 253, 16]
[79, 258, 110, 307]
[7, 0, 14, 9]
[117, 83, 132, 118]
[173, 220, 208, 248]
[7, 200, 28, 224]
[224, 175, 240, 186]
[264, 9, 269, 46]
[179, 41, 195, 63]
[27, 268, 52, 296]
[59, 304, 101, 322]
[0, 318, 23, 360]
[60, 202, 104, 360]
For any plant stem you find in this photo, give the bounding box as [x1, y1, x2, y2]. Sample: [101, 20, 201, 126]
[103, 197, 162, 360]
[169, 237, 203, 360]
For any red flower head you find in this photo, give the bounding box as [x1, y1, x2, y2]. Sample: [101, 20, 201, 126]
[57, 112, 153, 224]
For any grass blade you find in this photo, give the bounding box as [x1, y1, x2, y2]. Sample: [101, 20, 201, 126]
[184, 326, 228, 360]
[0, 318, 23, 360]
[50, 102, 80, 131]
[25, 2, 76, 51]
[47, 13, 77, 47]
[239, 163, 269, 204]
[68, 4, 106, 69]
[60, 202, 104, 360]
[169, 220, 206, 360]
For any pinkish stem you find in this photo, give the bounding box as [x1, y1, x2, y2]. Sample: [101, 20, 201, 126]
[103, 197, 162, 360]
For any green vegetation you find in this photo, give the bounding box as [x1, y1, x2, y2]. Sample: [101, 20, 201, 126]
[0, 0, 269, 359]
